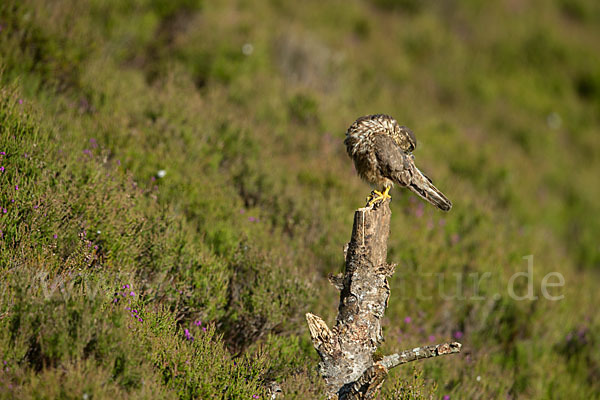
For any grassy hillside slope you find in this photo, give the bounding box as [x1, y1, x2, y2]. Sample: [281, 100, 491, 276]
[1, 0, 599, 398]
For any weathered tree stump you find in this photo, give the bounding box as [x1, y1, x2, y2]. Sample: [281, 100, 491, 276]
[306, 199, 461, 399]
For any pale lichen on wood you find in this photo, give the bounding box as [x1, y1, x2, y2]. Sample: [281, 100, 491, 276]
[306, 199, 461, 399]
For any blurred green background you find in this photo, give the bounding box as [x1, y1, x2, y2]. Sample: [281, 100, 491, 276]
[0, 0, 599, 398]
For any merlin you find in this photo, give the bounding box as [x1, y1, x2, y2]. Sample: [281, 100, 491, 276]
[344, 114, 452, 211]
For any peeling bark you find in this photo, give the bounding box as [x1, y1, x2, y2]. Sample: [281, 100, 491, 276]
[306, 199, 461, 399]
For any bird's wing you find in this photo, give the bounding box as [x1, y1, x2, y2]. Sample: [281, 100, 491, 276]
[373, 135, 452, 211]
[372, 134, 406, 179]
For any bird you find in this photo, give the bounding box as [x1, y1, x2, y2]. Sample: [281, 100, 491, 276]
[344, 114, 452, 211]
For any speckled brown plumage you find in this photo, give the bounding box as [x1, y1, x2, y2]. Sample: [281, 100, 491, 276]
[345, 114, 451, 211]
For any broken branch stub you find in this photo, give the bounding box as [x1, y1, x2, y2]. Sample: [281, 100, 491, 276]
[306, 199, 461, 399]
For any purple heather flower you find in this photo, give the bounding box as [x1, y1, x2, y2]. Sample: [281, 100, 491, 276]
[116, 159, 121, 166]
[454, 331, 464, 339]
[138, 317, 143, 322]
[89, 138, 98, 148]
[83, 149, 91, 156]
[184, 328, 194, 341]
[202, 327, 207, 332]
[133, 309, 138, 314]
[53, 234, 57, 239]
[94, 245, 98, 250]
[19, 99, 23, 105]
[130, 291, 135, 296]
[0, 152, 5, 155]
[404, 316, 412, 324]
[443, 396, 450, 400]
[428, 335, 436, 342]
[253, 396, 259, 399]
[239, 209, 246, 214]
[414, 203, 424, 218]
[0, 166, 4, 172]
[194, 320, 202, 326]
[15, 185, 18, 190]
[2, 208, 7, 214]
[451, 233, 460, 245]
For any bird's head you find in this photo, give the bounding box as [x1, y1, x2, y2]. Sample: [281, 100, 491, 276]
[394, 125, 417, 152]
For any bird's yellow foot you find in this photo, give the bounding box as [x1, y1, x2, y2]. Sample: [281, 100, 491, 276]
[365, 187, 392, 207]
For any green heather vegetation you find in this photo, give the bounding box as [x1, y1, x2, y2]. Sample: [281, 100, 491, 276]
[1, 0, 599, 398]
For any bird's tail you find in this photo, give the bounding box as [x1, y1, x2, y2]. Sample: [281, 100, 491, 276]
[407, 166, 452, 211]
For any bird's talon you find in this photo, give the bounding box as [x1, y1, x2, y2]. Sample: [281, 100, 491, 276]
[381, 186, 392, 200]
[365, 188, 391, 207]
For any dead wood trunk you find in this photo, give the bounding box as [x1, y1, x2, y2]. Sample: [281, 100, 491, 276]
[306, 199, 461, 399]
